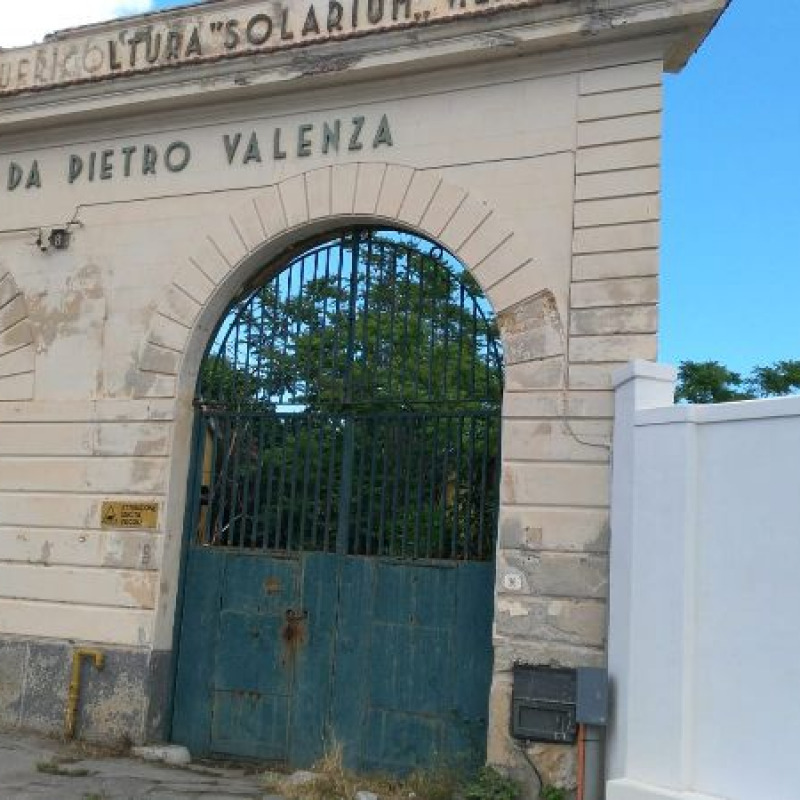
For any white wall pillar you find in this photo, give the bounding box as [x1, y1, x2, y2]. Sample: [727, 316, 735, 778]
[607, 361, 676, 783]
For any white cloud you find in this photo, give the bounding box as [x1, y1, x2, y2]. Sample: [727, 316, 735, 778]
[2, 1, 156, 48]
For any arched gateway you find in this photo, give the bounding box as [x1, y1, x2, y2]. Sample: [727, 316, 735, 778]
[172, 227, 502, 770]
[0, 0, 727, 793]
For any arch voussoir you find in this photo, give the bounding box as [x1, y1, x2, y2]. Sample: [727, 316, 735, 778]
[190, 239, 234, 285]
[278, 173, 310, 229]
[397, 170, 441, 227]
[0, 272, 36, 401]
[353, 163, 386, 215]
[173, 262, 215, 306]
[305, 166, 332, 220]
[458, 214, 514, 274]
[470, 232, 530, 293]
[229, 202, 265, 254]
[439, 195, 493, 254]
[419, 181, 467, 238]
[330, 163, 359, 215]
[254, 185, 289, 238]
[375, 164, 414, 220]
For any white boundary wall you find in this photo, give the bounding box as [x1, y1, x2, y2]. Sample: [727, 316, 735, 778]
[607, 361, 800, 800]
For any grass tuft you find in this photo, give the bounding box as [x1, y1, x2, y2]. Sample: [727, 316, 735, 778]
[263, 743, 466, 800]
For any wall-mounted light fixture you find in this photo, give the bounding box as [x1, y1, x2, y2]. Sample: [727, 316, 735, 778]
[48, 228, 71, 249]
[35, 224, 76, 252]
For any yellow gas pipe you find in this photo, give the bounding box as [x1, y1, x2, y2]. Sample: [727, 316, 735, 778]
[64, 648, 105, 739]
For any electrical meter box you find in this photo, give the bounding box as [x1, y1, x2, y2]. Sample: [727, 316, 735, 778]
[511, 665, 609, 743]
[511, 665, 578, 744]
[576, 666, 608, 726]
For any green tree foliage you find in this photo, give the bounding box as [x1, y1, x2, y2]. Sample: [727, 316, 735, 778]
[197, 231, 503, 559]
[201, 233, 501, 411]
[747, 360, 800, 397]
[675, 359, 800, 404]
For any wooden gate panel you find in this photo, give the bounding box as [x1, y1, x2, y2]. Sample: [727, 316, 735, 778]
[288, 552, 339, 767]
[171, 547, 223, 756]
[207, 556, 300, 759]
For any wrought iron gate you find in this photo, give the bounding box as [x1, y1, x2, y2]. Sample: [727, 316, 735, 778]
[172, 228, 503, 773]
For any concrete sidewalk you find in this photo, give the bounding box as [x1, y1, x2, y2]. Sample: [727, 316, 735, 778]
[0, 728, 282, 799]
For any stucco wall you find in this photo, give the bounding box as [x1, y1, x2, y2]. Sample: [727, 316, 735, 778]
[608, 362, 800, 800]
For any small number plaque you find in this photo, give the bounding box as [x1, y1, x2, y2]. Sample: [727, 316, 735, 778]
[101, 501, 159, 530]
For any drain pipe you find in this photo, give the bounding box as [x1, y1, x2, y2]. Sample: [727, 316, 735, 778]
[579, 724, 605, 800]
[576, 667, 609, 800]
[64, 648, 105, 739]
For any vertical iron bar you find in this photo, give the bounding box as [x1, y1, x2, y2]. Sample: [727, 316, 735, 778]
[386, 242, 397, 397]
[477, 414, 490, 559]
[456, 282, 466, 403]
[470, 300, 478, 398]
[238, 415, 254, 546]
[286, 416, 302, 552]
[335, 229, 362, 555]
[229, 416, 248, 548]
[332, 237, 347, 404]
[401, 415, 414, 558]
[203, 412, 218, 546]
[312, 249, 325, 399]
[230, 313, 242, 407]
[336, 419, 355, 555]
[426, 413, 439, 559]
[414, 252, 425, 403]
[251, 413, 266, 548]
[274, 415, 289, 550]
[377, 419, 389, 556]
[254, 289, 268, 403]
[268, 273, 281, 403]
[262, 414, 278, 551]
[324, 420, 338, 552]
[465, 414, 477, 560]
[451, 416, 463, 558]
[312, 417, 326, 550]
[372, 239, 383, 396]
[401, 243, 412, 403]
[216, 413, 232, 545]
[389, 420, 403, 556]
[439, 415, 450, 559]
[413, 413, 426, 559]
[442, 272, 450, 400]
[361, 232, 373, 400]
[427, 275, 436, 401]
[365, 416, 380, 556]
[299, 415, 313, 551]
[353, 417, 368, 554]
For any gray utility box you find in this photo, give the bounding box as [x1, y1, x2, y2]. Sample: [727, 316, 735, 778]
[511, 665, 608, 744]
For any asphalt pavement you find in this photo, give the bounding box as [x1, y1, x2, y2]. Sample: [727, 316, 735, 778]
[0, 728, 282, 800]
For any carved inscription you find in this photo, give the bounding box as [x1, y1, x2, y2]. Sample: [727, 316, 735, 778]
[3, 113, 393, 192]
[0, 0, 520, 94]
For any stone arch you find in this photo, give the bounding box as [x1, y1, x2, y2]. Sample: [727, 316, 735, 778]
[145, 163, 568, 655]
[0, 269, 36, 402]
[135, 163, 567, 404]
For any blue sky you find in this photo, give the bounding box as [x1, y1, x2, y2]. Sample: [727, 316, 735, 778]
[661, 1, 800, 373]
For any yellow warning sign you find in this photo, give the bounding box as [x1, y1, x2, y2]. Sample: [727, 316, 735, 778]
[101, 501, 159, 530]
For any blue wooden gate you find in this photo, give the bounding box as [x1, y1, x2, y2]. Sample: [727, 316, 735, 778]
[171, 229, 502, 773]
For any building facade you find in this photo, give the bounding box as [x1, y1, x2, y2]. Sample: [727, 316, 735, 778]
[0, 0, 727, 791]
